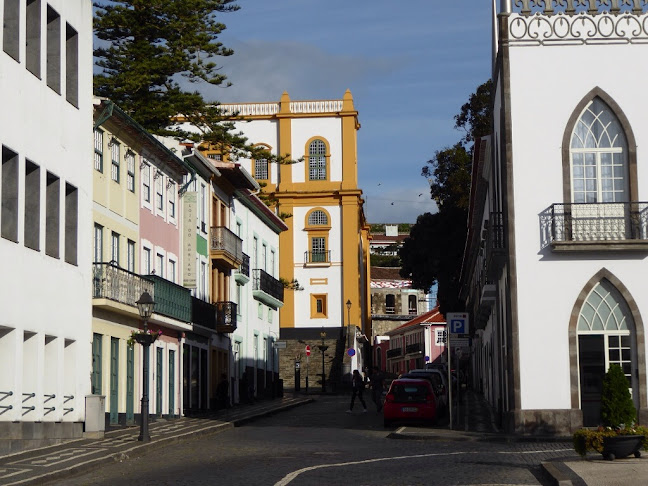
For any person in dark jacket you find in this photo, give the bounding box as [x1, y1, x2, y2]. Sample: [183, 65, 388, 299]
[369, 366, 385, 412]
[346, 369, 367, 413]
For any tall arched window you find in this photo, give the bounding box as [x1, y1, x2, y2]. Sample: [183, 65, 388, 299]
[308, 139, 327, 181]
[577, 278, 637, 426]
[305, 208, 331, 264]
[570, 97, 628, 203]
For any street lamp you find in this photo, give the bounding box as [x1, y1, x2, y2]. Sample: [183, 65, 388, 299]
[346, 300, 352, 350]
[135, 291, 156, 443]
[318, 329, 328, 393]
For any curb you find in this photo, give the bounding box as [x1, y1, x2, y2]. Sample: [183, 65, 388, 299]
[4, 398, 314, 486]
[541, 461, 575, 486]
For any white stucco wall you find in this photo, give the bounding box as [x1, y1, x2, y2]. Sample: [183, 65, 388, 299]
[0, 0, 93, 422]
[507, 31, 648, 410]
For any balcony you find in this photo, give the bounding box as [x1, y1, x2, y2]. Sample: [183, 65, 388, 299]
[92, 262, 154, 316]
[252, 269, 284, 309]
[210, 226, 243, 269]
[484, 212, 506, 278]
[386, 347, 402, 359]
[146, 275, 192, 323]
[405, 342, 422, 355]
[234, 253, 250, 285]
[540, 202, 648, 252]
[215, 301, 237, 333]
[191, 297, 237, 333]
[304, 250, 331, 266]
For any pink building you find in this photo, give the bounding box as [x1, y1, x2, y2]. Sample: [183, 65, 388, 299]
[383, 306, 447, 375]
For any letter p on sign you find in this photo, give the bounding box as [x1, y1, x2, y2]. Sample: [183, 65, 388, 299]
[446, 312, 469, 335]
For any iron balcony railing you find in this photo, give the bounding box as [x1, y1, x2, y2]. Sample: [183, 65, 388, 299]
[252, 269, 284, 303]
[191, 297, 237, 333]
[215, 301, 237, 333]
[540, 202, 648, 249]
[386, 347, 402, 359]
[192, 296, 217, 330]
[93, 262, 154, 307]
[304, 250, 331, 264]
[485, 211, 506, 278]
[406, 343, 422, 355]
[237, 253, 250, 277]
[210, 226, 243, 262]
[146, 274, 192, 322]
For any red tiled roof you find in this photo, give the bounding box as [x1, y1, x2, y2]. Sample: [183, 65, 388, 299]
[385, 306, 445, 335]
[370, 267, 403, 280]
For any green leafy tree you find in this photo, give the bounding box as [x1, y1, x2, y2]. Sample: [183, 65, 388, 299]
[400, 80, 492, 314]
[601, 364, 636, 428]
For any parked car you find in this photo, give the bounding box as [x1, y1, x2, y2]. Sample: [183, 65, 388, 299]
[383, 378, 437, 427]
[399, 369, 448, 413]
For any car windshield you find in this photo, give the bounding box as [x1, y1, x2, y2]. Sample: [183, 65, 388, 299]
[390, 383, 429, 402]
[403, 372, 442, 388]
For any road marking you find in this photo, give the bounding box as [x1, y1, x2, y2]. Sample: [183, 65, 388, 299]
[274, 448, 573, 486]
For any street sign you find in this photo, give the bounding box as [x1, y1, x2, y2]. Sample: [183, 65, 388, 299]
[273, 341, 287, 349]
[451, 338, 470, 348]
[424, 355, 430, 362]
[446, 312, 469, 335]
[347, 348, 355, 357]
[305, 345, 311, 356]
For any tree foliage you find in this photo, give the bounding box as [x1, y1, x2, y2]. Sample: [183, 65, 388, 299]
[400, 80, 492, 314]
[93, 0, 299, 217]
[94, 0, 239, 135]
[601, 364, 636, 428]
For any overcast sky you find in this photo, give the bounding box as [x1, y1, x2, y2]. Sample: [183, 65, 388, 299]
[194, 0, 494, 223]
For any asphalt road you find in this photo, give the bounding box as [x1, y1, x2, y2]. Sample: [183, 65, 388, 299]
[54, 396, 576, 486]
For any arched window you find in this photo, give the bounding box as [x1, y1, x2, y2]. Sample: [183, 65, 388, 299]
[308, 139, 327, 181]
[570, 97, 628, 203]
[408, 295, 417, 315]
[308, 210, 328, 226]
[577, 278, 637, 426]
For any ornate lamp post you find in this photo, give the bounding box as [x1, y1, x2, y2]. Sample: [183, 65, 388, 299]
[346, 300, 352, 350]
[318, 329, 328, 393]
[135, 291, 156, 442]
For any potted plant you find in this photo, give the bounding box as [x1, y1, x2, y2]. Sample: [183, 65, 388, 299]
[573, 364, 647, 460]
[127, 328, 162, 347]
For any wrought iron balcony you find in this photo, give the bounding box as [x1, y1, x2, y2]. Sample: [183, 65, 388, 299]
[215, 301, 237, 333]
[146, 274, 192, 322]
[540, 202, 648, 252]
[304, 250, 331, 264]
[92, 262, 154, 310]
[238, 253, 250, 277]
[405, 343, 422, 355]
[484, 211, 506, 278]
[386, 347, 402, 359]
[191, 297, 237, 333]
[252, 269, 284, 308]
[192, 296, 217, 330]
[210, 226, 243, 269]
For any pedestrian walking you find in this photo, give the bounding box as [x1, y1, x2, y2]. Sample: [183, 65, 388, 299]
[369, 366, 385, 412]
[347, 369, 367, 413]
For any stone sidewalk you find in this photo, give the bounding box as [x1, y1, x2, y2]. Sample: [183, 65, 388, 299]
[0, 396, 313, 486]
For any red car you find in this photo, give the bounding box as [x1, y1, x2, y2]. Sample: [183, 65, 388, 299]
[383, 378, 437, 427]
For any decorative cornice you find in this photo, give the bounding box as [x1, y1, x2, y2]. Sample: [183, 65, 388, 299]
[507, 10, 648, 45]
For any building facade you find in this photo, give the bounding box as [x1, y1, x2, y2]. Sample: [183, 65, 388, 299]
[461, 0, 648, 435]
[209, 92, 371, 390]
[0, 0, 93, 449]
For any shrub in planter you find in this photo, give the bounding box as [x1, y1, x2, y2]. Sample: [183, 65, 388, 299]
[573, 364, 646, 458]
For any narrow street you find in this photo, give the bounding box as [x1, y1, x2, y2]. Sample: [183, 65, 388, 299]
[58, 396, 577, 486]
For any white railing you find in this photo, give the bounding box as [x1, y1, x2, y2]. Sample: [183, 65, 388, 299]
[219, 99, 344, 117]
[290, 100, 343, 113]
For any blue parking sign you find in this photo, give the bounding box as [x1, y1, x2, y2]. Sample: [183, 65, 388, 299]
[446, 312, 469, 335]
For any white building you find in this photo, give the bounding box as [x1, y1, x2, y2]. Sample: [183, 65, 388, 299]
[0, 0, 93, 450]
[231, 186, 287, 402]
[461, 1, 648, 435]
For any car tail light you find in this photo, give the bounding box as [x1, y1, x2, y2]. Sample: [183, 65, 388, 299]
[385, 393, 395, 403]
